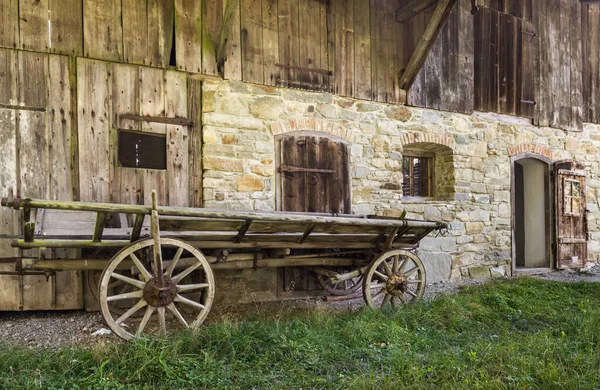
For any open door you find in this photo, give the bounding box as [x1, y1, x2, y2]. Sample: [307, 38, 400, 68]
[554, 160, 588, 269]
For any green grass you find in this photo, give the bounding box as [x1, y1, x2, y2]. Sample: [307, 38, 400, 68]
[2, 278, 600, 389]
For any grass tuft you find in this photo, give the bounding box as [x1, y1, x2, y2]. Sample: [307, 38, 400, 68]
[2, 278, 600, 389]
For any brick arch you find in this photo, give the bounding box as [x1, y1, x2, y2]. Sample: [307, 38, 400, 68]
[270, 118, 357, 143]
[399, 132, 455, 149]
[507, 143, 552, 160]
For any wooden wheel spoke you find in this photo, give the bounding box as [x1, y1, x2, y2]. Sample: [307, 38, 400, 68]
[372, 289, 386, 301]
[167, 303, 189, 328]
[107, 290, 144, 302]
[136, 306, 156, 337]
[399, 256, 410, 273]
[392, 255, 399, 273]
[172, 263, 202, 284]
[129, 253, 153, 281]
[177, 283, 210, 292]
[373, 270, 388, 282]
[157, 307, 167, 338]
[406, 279, 424, 284]
[370, 282, 386, 289]
[407, 290, 419, 299]
[111, 272, 146, 289]
[404, 267, 419, 277]
[398, 294, 407, 305]
[381, 294, 392, 308]
[165, 247, 185, 277]
[175, 294, 206, 310]
[391, 296, 397, 309]
[381, 261, 392, 276]
[116, 299, 148, 325]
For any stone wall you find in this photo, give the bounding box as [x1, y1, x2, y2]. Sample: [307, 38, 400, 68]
[202, 79, 600, 293]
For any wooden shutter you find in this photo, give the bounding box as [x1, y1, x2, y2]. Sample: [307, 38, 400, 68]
[555, 160, 588, 269]
[518, 20, 535, 118]
[279, 135, 350, 214]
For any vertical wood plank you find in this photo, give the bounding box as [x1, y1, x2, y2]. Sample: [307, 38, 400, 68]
[558, 0, 572, 129]
[588, 5, 600, 123]
[175, 0, 203, 73]
[202, 0, 222, 75]
[262, 0, 279, 86]
[241, 0, 263, 84]
[281, 136, 306, 212]
[77, 59, 111, 202]
[49, 0, 83, 55]
[458, 0, 474, 114]
[306, 136, 327, 213]
[0, 48, 18, 104]
[277, 0, 299, 87]
[148, 0, 175, 68]
[19, 0, 49, 52]
[298, 0, 322, 87]
[140, 67, 167, 205]
[165, 71, 189, 206]
[354, 0, 371, 100]
[187, 78, 203, 207]
[334, 0, 354, 97]
[0, 0, 19, 48]
[122, 0, 148, 65]
[223, 0, 242, 80]
[371, 0, 387, 102]
[569, 0, 583, 131]
[519, 20, 535, 118]
[111, 63, 143, 205]
[326, 0, 336, 93]
[83, 0, 123, 61]
[48, 55, 73, 201]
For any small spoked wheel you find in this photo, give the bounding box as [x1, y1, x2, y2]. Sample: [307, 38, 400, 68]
[317, 268, 362, 296]
[362, 249, 426, 309]
[99, 238, 215, 340]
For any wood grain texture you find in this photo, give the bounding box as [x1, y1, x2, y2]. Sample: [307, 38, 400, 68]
[202, 0, 222, 75]
[83, 0, 123, 61]
[354, 0, 372, 100]
[241, 0, 264, 84]
[19, 0, 49, 52]
[49, 0, 83, 55]
[175, 0, 203, 73]
[0, 0, 19, 48]
[582, 4, 600, 123]
[334, 0, 354, 97]
[187, 78, 203, 207]
[0, 48, 17, 104]
[147, 0, 175, 68]
[165, 71, 189, 206]
[77, 59, 111, 202]
[262, 0, 279, 86]
[122, 0, 148, 65]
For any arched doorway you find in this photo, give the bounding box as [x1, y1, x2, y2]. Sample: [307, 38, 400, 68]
[511, 155, 552, 271]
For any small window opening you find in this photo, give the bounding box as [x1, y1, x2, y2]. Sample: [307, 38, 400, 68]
[563, 178, 582, 216]
[402, 155, 433, 197]
[118, 130, 167, 170]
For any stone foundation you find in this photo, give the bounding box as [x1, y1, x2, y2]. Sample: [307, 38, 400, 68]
[201, 79, 600, 290]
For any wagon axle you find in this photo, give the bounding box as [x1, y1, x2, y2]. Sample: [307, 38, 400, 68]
[143, 277, 178, 307]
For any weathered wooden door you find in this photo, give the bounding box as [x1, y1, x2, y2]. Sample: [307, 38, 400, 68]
[278, 134, 351, 214]
[277, 133, 351, 297]
[554, 160, 588, 269]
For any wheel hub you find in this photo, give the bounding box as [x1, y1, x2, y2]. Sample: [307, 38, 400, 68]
[386, 273, 408, 296]
[143, 276, 178, 307]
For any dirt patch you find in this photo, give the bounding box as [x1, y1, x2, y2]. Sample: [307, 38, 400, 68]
[1, 266, 599, 349]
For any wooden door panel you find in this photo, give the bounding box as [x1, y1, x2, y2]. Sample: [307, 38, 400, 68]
[555, 160, 588, 269]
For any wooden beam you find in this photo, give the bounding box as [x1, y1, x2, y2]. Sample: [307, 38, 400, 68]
[399, 0, 458, 90]
[216, 0, 241, 71]
[396, 0, 438, 23]
[118, 114, 193, 127]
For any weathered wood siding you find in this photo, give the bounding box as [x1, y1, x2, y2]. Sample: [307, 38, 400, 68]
[582, 3, 600, 124]
[77, 59, 194, 207]
[408, 0, 474, 114]
[0, 48, 81, 310]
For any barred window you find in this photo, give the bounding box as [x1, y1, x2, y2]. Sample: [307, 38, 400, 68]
[402, 154, 434, 198]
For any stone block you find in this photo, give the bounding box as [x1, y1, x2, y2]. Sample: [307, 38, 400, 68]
[417, 252, 452, 283]
[456, 235, 473, 244]
[384, 106, 412, 122]
[424, 206, 442, 221]
[203, 113, 263, 130]
[250, 96, 284, 120]
[236, 175, 265, 192]
[203, 157, 243, 172]
[250, 164, 273, 177]
[356, 102, 380, 112]
[468, 266, 491, 279]
[316, 103, 337, 118]
[419, 237, 457, 252]
[217, 96, 250, 116]
[490, 266, 506, 278]
[283, 89, 333, 104]
[470, 210, 490, 222]
[202, 91, 216, 112]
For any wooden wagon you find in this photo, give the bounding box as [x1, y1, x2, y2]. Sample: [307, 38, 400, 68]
[1, 192, 446, 340]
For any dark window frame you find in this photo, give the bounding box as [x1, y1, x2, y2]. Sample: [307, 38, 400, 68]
[117, 129, 167, 170]
[402, 151, 434, 198]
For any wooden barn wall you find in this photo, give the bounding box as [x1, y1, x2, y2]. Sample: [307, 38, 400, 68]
[582, 3, 600, 124]
[0, 48, 82, 310]
[408, 0, 474, 114]
[77, 59, 194, 207]
[536, 0, 584, 131]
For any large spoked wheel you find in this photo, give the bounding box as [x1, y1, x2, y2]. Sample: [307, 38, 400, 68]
[362, 249, 426, 309]
[99, 238, 215, 340]
[317, 268, 362, 296]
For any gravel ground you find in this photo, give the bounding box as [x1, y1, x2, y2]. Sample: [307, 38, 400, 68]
[1, 265, 599, 350]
